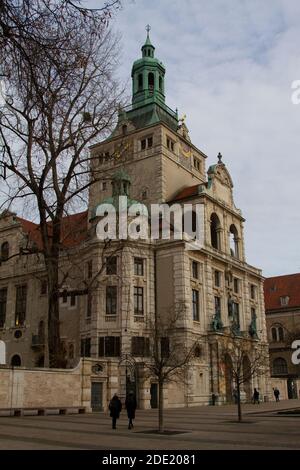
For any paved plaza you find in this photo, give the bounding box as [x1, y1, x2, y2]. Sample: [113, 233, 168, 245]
[0, 400, 299, 450]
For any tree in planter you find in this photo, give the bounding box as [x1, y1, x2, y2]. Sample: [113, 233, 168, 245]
[142, 303, 199, 433]
[221, 331, 269, 422]
[0, 0, 124, 367]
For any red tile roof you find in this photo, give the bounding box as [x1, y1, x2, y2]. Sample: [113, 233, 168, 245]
[264, 273, 300, 311]
[171, 184, 200, 202]
[16, 211, 88, 250]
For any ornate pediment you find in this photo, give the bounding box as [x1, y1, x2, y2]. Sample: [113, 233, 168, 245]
[208, 162, 233, 189]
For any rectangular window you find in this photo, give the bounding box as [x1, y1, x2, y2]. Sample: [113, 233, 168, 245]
[102, 181, 107, 191]
[0, 288, 7, 328]
[250, 284, 256, 300]
[62, 290, 68, 304]
[40, 280, 47, 295]
[87, 260, 93, 279]
[134, 258, 144, 276]
[214, 270, 221, 287]
[192, 261, 198, 279]
[232, 302, 240, 328]
[160, 337, 170, 358]
[106, 256, 117, 275]
[134, 287, 144, 315]
[140, 136, 153, 150]
[99, 336, 120, 357]
[233, 278, 239, 294]
[106, 286, 117, 315]
[131, 336, 150, 357]
[87, 293, 92, 318]
[214, 296, 221, 316]
[192, 289, 199, 321]
[70, 292, 76, 307]
[80, 338, 91, 357]
[193, 157, 200, 171]
[15, 285, 27, 326]
[167, 137, 174, 151]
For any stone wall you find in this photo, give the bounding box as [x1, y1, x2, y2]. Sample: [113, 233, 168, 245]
[0, 358, 92, 411]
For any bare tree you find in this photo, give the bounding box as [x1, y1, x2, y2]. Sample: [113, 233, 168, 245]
[143, 303, 198, 433]
[0, 0, 124, 367]
[221, 331, 269, 422]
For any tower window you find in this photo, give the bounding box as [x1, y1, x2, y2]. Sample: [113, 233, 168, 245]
[148, 72, 154, 90]
[193, 157, 201, 171]
[138, 74, 143, 91]
[159, 76, 163, 91]
[229, 224, 239, 258]
[140, 136, 153, 150]
[210, 213, 221, 250]
[167, 138, 174, 151]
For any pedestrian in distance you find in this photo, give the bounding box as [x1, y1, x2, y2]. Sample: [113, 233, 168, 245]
[274, 387, 280, 402]
[252, 388, 260, 404]
[125, 390, 137, 430]
[109, 393, 122, 429]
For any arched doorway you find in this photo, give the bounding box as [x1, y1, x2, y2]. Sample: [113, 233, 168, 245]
[119, 354, 137, 404]
[243, 355, 252, 402]
[224, 354, 233, 403]
[11, 354, 21, 367]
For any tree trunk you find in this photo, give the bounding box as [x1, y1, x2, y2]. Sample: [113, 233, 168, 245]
[158, 379, 164, 433]
[237, 381, 242, 422]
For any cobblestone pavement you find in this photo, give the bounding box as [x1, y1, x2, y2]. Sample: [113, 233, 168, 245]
[0, 400, 300, 450]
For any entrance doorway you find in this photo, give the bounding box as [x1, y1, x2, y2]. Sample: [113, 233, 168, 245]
[150, 383, 158, 408]
[287, 378, 298, 399]
[91, 382, 103, 411]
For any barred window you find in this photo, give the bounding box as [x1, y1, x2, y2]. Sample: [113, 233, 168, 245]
[99, 336, 120, 357]
[106, 286, 117, 315]
[134, 287, 144, 315]
[131, 336, 150, 357]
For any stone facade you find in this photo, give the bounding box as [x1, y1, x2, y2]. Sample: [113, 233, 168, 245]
[0, 32, 271, 410]
[265, 273, 300, 399]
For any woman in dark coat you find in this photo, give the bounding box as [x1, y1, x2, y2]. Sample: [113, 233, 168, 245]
[109, 394, 122, 429]
[125, 391, 137, 429]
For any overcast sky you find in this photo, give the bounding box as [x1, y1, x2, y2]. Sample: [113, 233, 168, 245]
[95, 0, 300, 277]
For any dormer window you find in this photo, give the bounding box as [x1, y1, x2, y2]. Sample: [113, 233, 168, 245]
[280, 296, 289, 307]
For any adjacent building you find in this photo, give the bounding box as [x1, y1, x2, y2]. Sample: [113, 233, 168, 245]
[265, 273, 300, 399]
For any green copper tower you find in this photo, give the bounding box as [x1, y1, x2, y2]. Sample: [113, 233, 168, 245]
[131, 25, 166, 109]
[114, 26, 178, 133]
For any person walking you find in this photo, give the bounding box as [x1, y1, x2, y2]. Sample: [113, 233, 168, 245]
[252, 388, 260, 404]
[274, 387, 280, 402]
[109, 393, 122, 429]
[125, 390, 137, 429]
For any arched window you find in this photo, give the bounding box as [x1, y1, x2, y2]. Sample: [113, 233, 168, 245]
[11, 354, 21, 367]
[148, 72, 154, 91]
[1, 242, 9, 261]
[229, 224, 239, 258]
[138, 74, 143, 91]
[159, 76, 163, 91]
[271, 325, 284, 342]
[210, 213, 221, 250]
[182, 210, 198, 239]
[273, 357, 288, 375]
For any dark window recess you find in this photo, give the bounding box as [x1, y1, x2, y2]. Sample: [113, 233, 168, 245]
[214, 296, 221, 316]
[131, 337, 150, 357]
[214, 270, 221, 287]
[233, 278, 239, 294]
[98, 336, 120, 357]
[134, 258, 144, 276]
[1, 242, 9, 261]
[192, 261, 198, 279]
[134, 287, 144, 315]
[81, 338, 91, 357]
[0, 288, 7, 328]
[250, 284, 256, 300]
[141, 139, 146, 150]
[87, 293, 92, 318]
[160, 337, 170, 358]
[106, 256, 117, 275]
[167, 138, 174, 151]
[87, 260, 93, 279]
[147, 136, 153, 148]
[40, 280, 47, 295]
[11, 355, 21, 367]
[15, 285, 27, 327]
[106, 286, 117, 315]
[62, 290, 68, 303]
[192, 289, 199, 321]
[70, 292, 76, 307]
